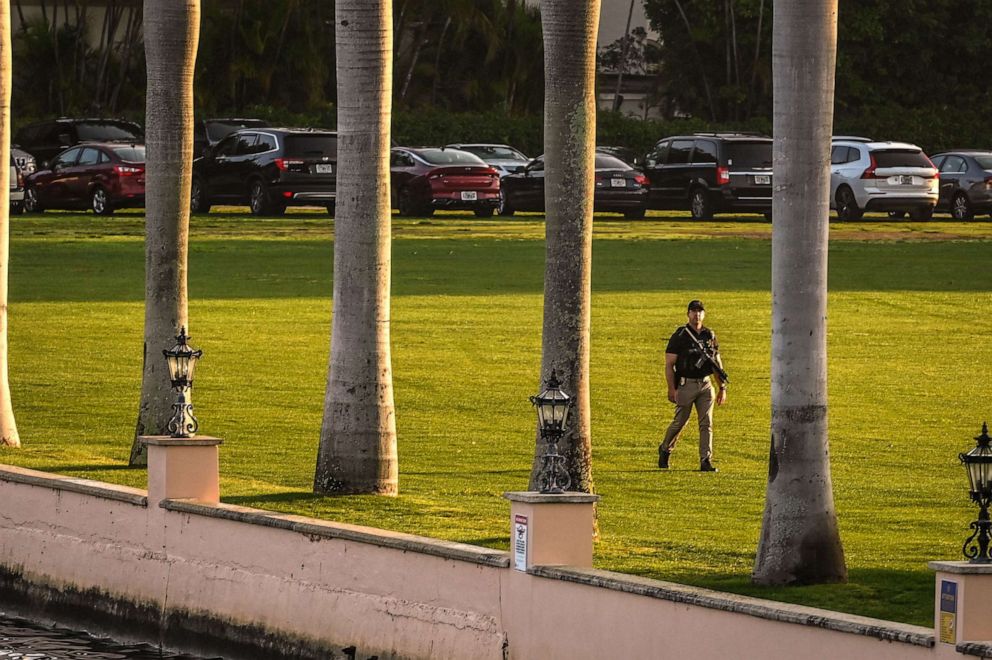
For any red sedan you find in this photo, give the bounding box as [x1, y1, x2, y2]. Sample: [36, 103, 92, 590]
[390, 147, 500, 217]
[25, 143, 145, 215]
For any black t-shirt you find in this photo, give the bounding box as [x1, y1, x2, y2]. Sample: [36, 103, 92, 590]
[666, 325, 719, 378]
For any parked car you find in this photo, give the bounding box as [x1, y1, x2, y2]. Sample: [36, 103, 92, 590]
[9, 157, 23, 215]
[14, 118, 143, 165]
[11, 146, 36, 175]
[24, 143, 145, 215]
[390, 147, 500, 217]
[928, 150, 992, 220]
[499, 152, 649, 218]
[830, 139, 938, 220]
[194, 118, 269, 158]
[596, 145, 642, 167]
[444, 143, 529, 177]
[642, 133, 773, 220]
[191, 127, 337, 216]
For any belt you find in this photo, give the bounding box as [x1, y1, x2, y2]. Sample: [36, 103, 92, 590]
[681, 376, 710, 383]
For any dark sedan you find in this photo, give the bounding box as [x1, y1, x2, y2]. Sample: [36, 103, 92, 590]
[929, 151, 992, 220]
[24, 143, 145, 215]
[390, 147, 500, 217]
[499, 153, 649, 218]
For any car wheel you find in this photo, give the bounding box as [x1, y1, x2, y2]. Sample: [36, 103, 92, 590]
[835, 187, 863, 221]
[249, 180, 273, 216]
[190, 176, 211, 214]
[909, 206, 934, 221]
[689, 188, 713, 220]
[397, 188, 416, 216]
[498, 189, 515, 217]
[474, 206, 494, 218]
[326, 201, 335, 217]
[91, 187, 113, 216]
[624, 208, 646, 220]
[9, 202, 23, 216]
[24, 186, 42, 213]
[951, 193, 974, 221]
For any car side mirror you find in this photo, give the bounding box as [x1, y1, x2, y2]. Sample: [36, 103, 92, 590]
[646, 158, 656, 168]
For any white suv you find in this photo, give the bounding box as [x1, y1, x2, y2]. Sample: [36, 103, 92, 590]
[830, 138, 938, 220]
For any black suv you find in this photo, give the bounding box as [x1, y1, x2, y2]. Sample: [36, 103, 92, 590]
[14, 118, 143, 165]
[643, 133, 773, 219]
[191, 127, 337, 216]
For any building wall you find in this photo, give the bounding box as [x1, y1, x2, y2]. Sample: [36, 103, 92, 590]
[0, 463, 966, 660]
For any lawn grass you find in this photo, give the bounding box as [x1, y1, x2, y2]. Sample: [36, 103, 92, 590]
[3, 208, 992, 627]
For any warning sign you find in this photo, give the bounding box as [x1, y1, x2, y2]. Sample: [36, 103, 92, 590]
[939, 580, 957, 644]
[513, 514, 528, 571]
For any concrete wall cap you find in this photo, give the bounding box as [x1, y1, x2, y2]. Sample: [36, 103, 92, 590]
[958, 641, 992, 657]
[529, 566, 935, 648]
[0, 464, 148, 506]
[503, 491, 600, 504]
[162, 498, 512, 568]
[928, 560, 992, 574]
[140, 435, 223, 447]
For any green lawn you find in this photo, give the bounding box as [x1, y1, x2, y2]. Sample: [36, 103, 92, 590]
[4, 208, 992, 627]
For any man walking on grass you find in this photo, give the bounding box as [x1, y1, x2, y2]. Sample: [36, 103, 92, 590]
[658, 300, 727, 472]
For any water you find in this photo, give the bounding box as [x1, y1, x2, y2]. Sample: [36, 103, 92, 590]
[0, 614, 218, 659]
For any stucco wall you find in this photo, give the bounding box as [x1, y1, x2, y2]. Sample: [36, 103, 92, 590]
[0, 464, 972, 660]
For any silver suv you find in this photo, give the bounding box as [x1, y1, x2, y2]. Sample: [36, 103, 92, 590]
[830, 138, 938, 220]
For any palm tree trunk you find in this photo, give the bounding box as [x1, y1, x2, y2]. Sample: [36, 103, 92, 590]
[129, 0, 200, 466]
[527, 0, 600, 495]
[314, 0, 397, 496]
[0, 0, 20, 447]
[752, 0, 846, 586]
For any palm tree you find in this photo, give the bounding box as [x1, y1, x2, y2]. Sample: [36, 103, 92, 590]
[0, 0, 20, 448]
[128, 0, 200, 466]
[527, 0, 600, 494]
[314, 0, 397, 495]
[752, 0, 847, 585]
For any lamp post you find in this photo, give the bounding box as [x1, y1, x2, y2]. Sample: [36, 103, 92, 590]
[530, 370, 572, 494]
[960, 422, 992, 563]
[163, 326, 203, 438]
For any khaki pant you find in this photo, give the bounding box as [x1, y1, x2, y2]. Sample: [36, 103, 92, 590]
[661, 377, 714, 462]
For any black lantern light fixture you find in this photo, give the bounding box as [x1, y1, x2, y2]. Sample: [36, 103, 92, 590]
[163, 326, 203, 438]
[960, 422, 992, 563]
[530, 370, 572, 494]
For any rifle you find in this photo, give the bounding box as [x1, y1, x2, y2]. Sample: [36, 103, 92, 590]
[679, 325, 729, 384]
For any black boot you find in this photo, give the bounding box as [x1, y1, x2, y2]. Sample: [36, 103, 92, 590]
[658, 447, 670, 469]
[699, 458, 718, 472]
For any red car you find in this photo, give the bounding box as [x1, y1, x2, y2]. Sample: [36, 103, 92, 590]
[25, 143, 145, 215]
[390, 147, 500, 217]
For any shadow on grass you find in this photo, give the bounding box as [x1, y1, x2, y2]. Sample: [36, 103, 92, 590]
[224, 491, 322, 506]
[57, 464, 137, 473]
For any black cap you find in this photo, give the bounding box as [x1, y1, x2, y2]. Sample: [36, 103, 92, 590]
[687, 300, 705, 311]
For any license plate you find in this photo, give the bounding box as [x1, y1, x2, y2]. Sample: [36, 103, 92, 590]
[899, 175, 914, 185]
[461, 191, 478, 201]
[754, 175, 770, 185]
[315, 163, 333, 174]
[611, 178, 626, 188]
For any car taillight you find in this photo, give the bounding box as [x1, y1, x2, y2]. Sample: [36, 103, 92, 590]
[860, 154, 878, 179]
[114, 165, 143, 176]
[716, 166, 730, 185]
[634, 173, 649, 186]
[275, 158, 304, 171]
[16, 171, 23, 187]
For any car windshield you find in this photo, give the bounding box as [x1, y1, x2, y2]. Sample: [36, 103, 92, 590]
[458, 145, 526, 161]
[418, 149, 485, 166]
[972, 156, 992, 169]
[111, 146, 145, 163]
[594, 154, 631, 170]
[725, 142, 772, 167]
[873, 149, 932, 168]
[76, 122, 142, 141]
[283, 134, 337, 158]
[206, 120, 267, 142]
